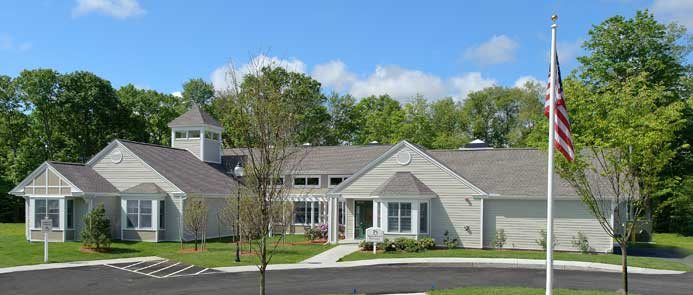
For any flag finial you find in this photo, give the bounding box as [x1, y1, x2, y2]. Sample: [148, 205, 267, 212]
[551, 14, 558, 23]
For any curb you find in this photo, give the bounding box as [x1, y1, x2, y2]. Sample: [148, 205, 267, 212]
[213, 257, 686, 275]
[0, 256, 162, 274]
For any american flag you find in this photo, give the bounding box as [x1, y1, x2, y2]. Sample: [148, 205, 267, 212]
[544, 53, 575, 162]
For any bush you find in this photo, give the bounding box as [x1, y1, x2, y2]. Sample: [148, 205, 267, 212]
[359, 238, 396, 251]
[304, 227, 324, 241]
[493, 229, 507, 249]
[443, 230, 460, 249]
[571, 231, 594, 253]
[394, 237, 423, 252]
[418, 237, 436, 250]
[81, 205, 111, 250]
[536, 229, 558, 250]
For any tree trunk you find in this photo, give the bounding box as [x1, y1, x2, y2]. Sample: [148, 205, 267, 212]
[621, 242, 629, 294]
[259, 268, 266, 295]
[194, 232, 198, 251]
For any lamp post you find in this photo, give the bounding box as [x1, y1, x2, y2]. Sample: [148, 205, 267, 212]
[234, 163, 245, 263]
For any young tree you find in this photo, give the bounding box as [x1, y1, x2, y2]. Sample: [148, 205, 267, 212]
[81, 205, 111, 250]
[184, 198, 208, 251]
[557, 75, 686, 294]
[217, 57, 305, 295]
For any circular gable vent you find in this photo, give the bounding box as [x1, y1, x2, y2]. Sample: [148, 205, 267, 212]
[111, 149, 123, 164]
[396, 151, 411, 165]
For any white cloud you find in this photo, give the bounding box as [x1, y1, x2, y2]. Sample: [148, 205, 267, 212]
[513, 75, 544, 88]
[210, 54, 306, 91]
[312, 60, 356, 92]
[463, 35, 519, 65]
[556, 39, 582, 65]
[72, 0, 146, 19]
[349, 65, 447, 101]
[0, 33, 31, 52]
[449, 72, 496, 100]
[652, 0, 693, 28]
[171, 91, 182, 98]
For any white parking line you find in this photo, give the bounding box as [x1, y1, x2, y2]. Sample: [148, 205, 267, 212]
[163, 265, 194, 278]
[103, 264, 161, 279]
[135, 260, 168, 272]
[122, 260, 148, 269]
[194, 268, 209, 275]
[148, 262, 180, 275]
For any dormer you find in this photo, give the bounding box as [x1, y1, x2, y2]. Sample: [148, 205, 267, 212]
[167, 104, 223, 163]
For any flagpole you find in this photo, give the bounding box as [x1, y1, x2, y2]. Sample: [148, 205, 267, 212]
[546, 14, 558, 295]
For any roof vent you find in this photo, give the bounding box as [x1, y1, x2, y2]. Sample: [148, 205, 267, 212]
[459, 139, 493, 150]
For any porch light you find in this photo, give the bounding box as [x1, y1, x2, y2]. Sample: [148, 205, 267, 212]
[234, 163, 245, 178]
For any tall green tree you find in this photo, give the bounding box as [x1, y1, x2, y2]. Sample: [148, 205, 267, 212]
[398, 96, 433, 147]
[354, 95, 404, 144]
[182, 78, 215, 107]
[429, 97, 468, 149]
[15, 69, 62, 161]
[0, 75, 29, 222]
[117, 84, 186, 145]
[325, 93, 359, 145]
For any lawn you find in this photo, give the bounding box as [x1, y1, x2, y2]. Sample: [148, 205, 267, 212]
[0, 223, 333, 268]
[633, 233, 693, 256]
[429, 287, 622, 295]
[340, 246, 689, 271]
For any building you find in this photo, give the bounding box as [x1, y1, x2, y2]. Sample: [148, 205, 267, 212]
[10, 106, 615, 252]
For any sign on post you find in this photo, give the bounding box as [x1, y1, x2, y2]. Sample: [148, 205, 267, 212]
[365, 227, 384, 254]
[41, 218, 52, 263]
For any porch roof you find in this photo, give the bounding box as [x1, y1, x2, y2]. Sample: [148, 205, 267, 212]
[371, 172, 436, 197]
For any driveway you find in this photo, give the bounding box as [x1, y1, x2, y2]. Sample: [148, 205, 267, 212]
[1, 263, 691, 294]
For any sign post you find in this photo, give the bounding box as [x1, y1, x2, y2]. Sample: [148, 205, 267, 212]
[365, 227, 384, 254]
[41, 218, 52, 263]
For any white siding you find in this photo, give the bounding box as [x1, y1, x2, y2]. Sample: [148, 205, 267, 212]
[205, 198, 233, 239]
[163, 196, 183, 241]
[345, 199, 355, 239]
[92, 195, 121, 239]
[340, 146, 482, 248]
[483, 199, 613, 253]
[92, 145, 178, 193]
[173, 139, 201, 159]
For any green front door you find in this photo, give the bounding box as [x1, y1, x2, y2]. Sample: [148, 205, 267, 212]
[354, 200, 373, 239]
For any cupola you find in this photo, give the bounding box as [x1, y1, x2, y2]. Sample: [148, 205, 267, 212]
[167, 104, 223, 163]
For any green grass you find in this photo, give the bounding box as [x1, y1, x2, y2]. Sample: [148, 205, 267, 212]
[0, 223, 333, 268]
[632, 233, 693, 256]
[340, 247, 689, 271]
[429, 287, 622, 295]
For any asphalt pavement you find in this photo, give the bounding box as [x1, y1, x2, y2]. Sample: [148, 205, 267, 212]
[1, 263, 691, 295]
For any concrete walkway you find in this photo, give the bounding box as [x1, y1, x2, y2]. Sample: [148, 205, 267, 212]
[301, 244, 360, 264]
[214, 257, 686, 275]
[0, 256, 161, 274]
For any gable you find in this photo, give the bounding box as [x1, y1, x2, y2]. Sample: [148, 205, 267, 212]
[332, 142, 486, 197]
[89, 142, 181, 193]
[11, 163, 79, 196]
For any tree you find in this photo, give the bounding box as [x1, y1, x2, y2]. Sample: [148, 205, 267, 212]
[0, 75, 29, 222]
[397, 96, 433, 147]
[217, 57, 305, 295]
[429, 97, 468, 149]
[325, 93, 359, 145]
[557, 74, 686, 294]
[15, 69, 61, 161]
[81, 205, 112, 250]
[184, 198, 208, 251]
[117, 84, 186, 145]
[182, 78, 215, 107]
[354, 95, 404, 144]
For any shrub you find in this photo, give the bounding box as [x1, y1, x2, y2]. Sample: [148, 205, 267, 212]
[443, 230, 460, 249]
[418, 237, 436, 250]
[304, 227, 324, 241]
[571, 231, 594, 253]
[535, 229, 558, 250]
[493, 229, 507, 249]
[394, 237, 422, 252]
[359, 238, 394, 251]
[81, 205, 111, 250]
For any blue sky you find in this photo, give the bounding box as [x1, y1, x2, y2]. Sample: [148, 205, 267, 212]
[1, 0, 691, 102]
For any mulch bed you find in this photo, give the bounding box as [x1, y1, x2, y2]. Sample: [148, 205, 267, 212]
[79, 246, 111, 254]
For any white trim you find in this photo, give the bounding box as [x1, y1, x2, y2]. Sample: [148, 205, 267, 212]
[479, 198, 484, 247]
[384, 201, 415, 235]
[327, 175, 350, 188]
[10, 163, 82, 195]
[292, 175, 321, 189]
[122, 199, 155, 231]
[328, 141, 487, 196]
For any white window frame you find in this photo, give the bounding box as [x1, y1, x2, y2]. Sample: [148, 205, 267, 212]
[293, 175, 321, 188]
[32, 198, 62, 230]
[293, 201, 321, 225]
[328, 175, 349, 188]
[125, 200, 153, 230]
[187, 130, 201, 139]
[174, 131, 187, 139]
[386, 201, 412, 234]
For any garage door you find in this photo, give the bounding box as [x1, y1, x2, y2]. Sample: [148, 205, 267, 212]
[483, 199, 612, 252]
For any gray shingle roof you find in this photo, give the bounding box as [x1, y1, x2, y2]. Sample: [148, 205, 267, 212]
[120, 140, 236, 195]
[428, 149, 581, 196]
[49, 162, 118, 193]
[167, 104, 221, 128]
[122, 183, 167, 194]
[371, 172, 436, 197]
[223, 145, 393, 175]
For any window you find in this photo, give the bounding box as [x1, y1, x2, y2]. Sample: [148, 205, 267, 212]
[67, 199, 74, 229]
[205, 131, 220, 141]
[293, 176, 320, 188]
[329, 176, 349, 187]
[175, 131, 186, 139]
[294, 202, 307, 224]
[159, 200, 165, 230]
[387, 202, 412, 233]
[338, 201, 345, 225]
[188, 130, 200, 138]
[213, 133, 220, 140]
[275, 177, 284, 186]
[376, 202, 381, 228]
[312, 202, 321, 223]
[126, 200, 153, 229]
[34, 199, 60, 228]
[294, 201, 321, 224]
[419, 202, 428, 233]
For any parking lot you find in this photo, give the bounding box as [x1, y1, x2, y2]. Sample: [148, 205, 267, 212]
[104, 259, 221, 279]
